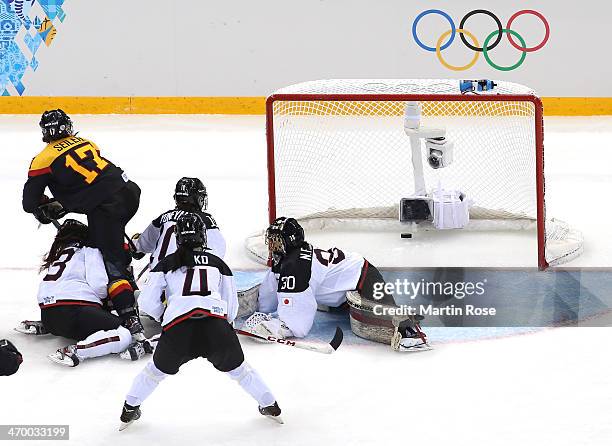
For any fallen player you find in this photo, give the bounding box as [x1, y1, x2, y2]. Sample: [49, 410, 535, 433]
[17, 220, 141, 366]
[244, 217, 430, 352]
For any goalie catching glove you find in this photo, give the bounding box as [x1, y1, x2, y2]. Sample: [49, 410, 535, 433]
[0, 339, 23, 376]
[243, 312, 294, 340]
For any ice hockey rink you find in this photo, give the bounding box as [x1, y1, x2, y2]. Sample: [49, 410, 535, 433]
[1, 115, 612, 445]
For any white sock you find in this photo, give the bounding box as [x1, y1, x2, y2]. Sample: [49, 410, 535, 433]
[227, 362, 275, 407]
[76, 326, 131, 359]
[125, 361, 168, 407]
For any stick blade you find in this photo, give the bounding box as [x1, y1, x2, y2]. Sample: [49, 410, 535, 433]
[329, 326, 343, 351]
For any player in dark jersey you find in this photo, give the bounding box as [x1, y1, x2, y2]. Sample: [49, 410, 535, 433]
[0, 340, 22, 376]
[246, 217, 429, 352]
[119, 213, 281, 430]
[22, 110, 143, 337]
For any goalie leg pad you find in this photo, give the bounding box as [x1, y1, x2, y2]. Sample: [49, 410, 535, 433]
[347, 290, 429, 348]
[237, 285, 260, 319]
[347, 291, 396, 344]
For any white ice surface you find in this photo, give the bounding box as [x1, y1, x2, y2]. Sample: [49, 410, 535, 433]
[1, 115, 612, 445]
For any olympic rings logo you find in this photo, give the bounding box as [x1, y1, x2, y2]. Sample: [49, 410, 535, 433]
[412, 9, 550, 71]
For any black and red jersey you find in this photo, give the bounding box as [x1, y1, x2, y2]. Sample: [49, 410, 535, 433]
[22, 136, 127, 213]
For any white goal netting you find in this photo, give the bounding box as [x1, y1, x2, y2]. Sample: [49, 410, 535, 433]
[246, 79, 583, 268]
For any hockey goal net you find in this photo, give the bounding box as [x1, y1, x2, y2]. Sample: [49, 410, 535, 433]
[246, 79, 582, 269]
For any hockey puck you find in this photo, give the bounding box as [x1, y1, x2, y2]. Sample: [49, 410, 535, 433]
[401, 233, 412, 239]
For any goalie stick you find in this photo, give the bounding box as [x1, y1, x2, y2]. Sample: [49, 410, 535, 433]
[236, 326, 343, 355]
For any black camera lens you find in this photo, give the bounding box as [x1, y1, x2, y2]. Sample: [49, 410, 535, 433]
[428, 154, 442, 169]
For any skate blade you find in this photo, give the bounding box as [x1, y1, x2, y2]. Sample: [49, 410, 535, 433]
[118, 421, 134, 431]
[14, 326, 48, 336]
[264, 414, 284, 424]
[396, 343, 433, 353]
[47, 354, 77, 367]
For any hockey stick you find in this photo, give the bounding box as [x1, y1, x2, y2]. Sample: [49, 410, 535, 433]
[124, 232, 146, 260]
[136, 264, 150, 282]
[236, 326, 343, 355]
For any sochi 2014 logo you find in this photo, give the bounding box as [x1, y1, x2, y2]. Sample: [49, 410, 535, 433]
[412, 9, 550, 71]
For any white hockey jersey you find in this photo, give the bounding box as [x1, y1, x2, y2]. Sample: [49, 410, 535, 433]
[139, 250, 239, 331]
[37, 245, 108, 308]
[135, 209, 226, 269]
[258, 243, 365, 337]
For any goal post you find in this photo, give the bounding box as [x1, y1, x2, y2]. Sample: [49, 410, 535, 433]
[250, 79, 582, 269]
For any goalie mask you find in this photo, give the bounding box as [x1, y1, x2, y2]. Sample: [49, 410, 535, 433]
[174, 177, 208, 211]
[265, 217, 304, 261]
[175, 213, 207, 249]
[40, 109, 73, 143]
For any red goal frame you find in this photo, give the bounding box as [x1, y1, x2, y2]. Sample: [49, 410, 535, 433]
[265, 93, 546, 270]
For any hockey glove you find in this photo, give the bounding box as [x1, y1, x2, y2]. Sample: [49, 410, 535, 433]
[0, 339, 23, 376]
[33, 200, 67, 225]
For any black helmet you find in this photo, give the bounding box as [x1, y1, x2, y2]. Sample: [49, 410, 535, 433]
[56, 219, 88, 245]
[265, 217, 304, 261]
[41, 219, 88, 272]
[175, 213, 207, 249]
[174, 177, 208, 211]
[40, 109, 73, 143]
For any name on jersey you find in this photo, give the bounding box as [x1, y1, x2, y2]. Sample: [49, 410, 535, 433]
[52, 136, 85, 151]
[159, 210, 216, 229]
[299, 247, 312, 261]
[193, 255, 209, 265]
[160, 210, 187, 224]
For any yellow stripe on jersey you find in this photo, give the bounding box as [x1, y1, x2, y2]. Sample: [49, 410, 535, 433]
[108, 280, 132, 298]
[29, 136, 95, 172]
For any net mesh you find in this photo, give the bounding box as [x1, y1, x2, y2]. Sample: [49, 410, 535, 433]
[272, 90, 537, 222]
[254, 79, 582, 267]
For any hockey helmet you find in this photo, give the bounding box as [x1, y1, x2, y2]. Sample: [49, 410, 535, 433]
[176, 212, 207, 249]
[56, 219, 88, 245]
[174, 177, 208, 211]
[40, 109, 73, 143]
[265, 217, 304, 259]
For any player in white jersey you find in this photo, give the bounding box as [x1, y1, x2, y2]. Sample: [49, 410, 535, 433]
[133, 177, 226, 270]
[119, 213, 281, 430]
[246, 217, 429, 352]
[33, 220, 133, 366]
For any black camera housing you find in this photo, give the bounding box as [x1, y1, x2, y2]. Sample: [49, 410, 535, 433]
[399, 198, 431, 222]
